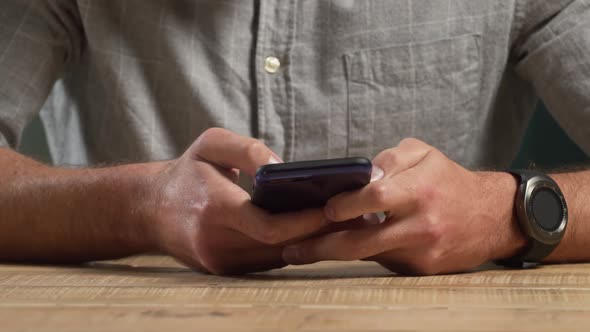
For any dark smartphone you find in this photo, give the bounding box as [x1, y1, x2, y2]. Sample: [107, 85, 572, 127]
[252, 157, 372, 213]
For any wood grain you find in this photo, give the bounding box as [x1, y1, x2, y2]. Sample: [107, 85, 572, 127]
[1, 256, 589, 331]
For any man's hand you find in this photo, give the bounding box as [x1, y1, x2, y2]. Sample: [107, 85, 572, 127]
[0, 128, 324, 273]
[282, 138, 528, 275]
[145, 128, 325, 275]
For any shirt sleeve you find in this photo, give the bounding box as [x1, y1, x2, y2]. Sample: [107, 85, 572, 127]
[512, 0, 590, 156]
[0, 0, 82, 148]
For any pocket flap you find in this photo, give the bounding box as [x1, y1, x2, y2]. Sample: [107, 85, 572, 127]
[345, 34, 481, 87]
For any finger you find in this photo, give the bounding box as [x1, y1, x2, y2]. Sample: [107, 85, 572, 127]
[177, 233, 286, 275]
[325, 177, 416, 222]
[190, 127, 283, 176]
[219, 249, 286, 275]
[362, 212, 388, 225]
[373, 138, 433, 178]
[230, 201, 327, 245]
[208, 246, 286, 275]
[282, 217, 423, 265]
[280, 216, 372, 246]
[369, 249, 424, 275]
[215, 165, 240, 184]
[371, 165, 385, 182]
[228, 168, 240, 184]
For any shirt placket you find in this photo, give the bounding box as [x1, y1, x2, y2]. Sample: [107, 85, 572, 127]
[254, 0, 297, 161]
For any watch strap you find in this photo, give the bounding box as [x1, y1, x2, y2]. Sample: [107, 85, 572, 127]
[509, 169, 550, 185]
[496, 237, 557, 268]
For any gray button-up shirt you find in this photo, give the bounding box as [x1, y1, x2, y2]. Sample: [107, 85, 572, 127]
[1, 0, 589, 168]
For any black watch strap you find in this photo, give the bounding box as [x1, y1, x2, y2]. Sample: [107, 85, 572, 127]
[496, 238, 556, 268]
[510, 169, 540, 184]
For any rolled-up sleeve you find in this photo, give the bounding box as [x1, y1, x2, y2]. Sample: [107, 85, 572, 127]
[513, 0, 590, 155]
[0, 0, 82, 148]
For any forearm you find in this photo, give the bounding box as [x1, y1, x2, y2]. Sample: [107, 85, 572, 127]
[0, 148, 161, 263]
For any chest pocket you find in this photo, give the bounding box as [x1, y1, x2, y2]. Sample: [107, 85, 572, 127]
[344, 34, 482, 162]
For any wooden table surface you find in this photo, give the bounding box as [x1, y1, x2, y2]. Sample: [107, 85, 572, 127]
[1, 255, 590, 331]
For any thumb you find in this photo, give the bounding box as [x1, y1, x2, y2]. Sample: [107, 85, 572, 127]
[190, 128, 283, 176]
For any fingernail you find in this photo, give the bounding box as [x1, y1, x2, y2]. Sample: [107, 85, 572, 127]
[362, 213, 381, 225]
[268, 154, 282, 164]
[283, 246, 300, 264]
[371, 166, 384, 182]
[324, 206, 336, 221]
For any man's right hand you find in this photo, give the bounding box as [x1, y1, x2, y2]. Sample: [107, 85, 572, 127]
[144, 128, 325, 275]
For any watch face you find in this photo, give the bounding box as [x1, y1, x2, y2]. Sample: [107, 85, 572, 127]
[531, 187, 564, 232]
[521, 176, 568, 245]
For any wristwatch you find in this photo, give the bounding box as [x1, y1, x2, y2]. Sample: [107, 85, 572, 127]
[497, 170, 568, 267]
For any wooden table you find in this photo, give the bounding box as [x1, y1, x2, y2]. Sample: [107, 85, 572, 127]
[1, 255, 590, 331]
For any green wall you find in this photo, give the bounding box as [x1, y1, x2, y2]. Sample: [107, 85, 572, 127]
[512, 104, 589, 169]
[19, 115, 52, 163]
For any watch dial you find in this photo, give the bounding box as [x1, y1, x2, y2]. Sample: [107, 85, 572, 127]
[531, 188, 564, 232]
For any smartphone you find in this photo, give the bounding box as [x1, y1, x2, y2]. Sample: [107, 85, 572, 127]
[252, 157, 372, 213]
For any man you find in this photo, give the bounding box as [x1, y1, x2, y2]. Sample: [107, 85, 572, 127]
[0, 0, 589, 275]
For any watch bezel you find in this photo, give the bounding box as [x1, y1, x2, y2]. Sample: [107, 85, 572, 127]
[516, 176, 568, 246]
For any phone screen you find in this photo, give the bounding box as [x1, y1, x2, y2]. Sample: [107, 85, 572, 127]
[252, 157, 371, 213]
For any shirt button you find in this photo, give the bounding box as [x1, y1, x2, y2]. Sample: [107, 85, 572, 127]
[264, 56, 281, 74]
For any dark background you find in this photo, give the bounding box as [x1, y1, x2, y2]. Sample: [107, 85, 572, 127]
[511, 104, 589, 169]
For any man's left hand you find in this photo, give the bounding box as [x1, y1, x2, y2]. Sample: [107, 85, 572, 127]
[282, 138, 527, 275]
